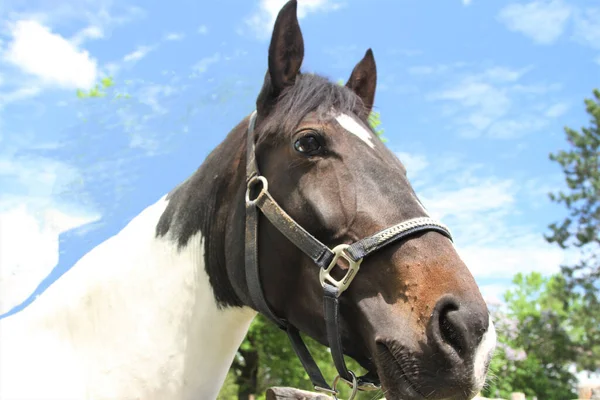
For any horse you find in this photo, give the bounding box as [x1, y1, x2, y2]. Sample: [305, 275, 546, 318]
[0, 1, 496, 399]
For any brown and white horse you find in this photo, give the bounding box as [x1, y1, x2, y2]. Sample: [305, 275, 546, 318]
[0, 1, 495, 399]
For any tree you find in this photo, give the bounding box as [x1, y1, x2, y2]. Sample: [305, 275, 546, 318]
[368, 111, 387, 142]
[546, 88, 600, 372]
[483, 272, 578, 400]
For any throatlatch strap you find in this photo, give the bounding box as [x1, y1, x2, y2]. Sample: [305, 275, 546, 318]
[244, 111, 333, 391]
[286, 326, 332, 391]
[245, 201, 286, 328]
[245, 181, 333, 391]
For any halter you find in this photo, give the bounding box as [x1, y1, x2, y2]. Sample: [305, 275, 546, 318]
[244, 110, 453, 399]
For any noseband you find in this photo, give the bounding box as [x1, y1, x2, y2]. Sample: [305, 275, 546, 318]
[244, 111, 453, 398]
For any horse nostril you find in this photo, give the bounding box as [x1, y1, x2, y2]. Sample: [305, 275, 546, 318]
[439, 302, 465, 356]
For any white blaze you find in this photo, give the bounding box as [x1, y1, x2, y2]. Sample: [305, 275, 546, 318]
[335, 113, 376, 149]
[472, 315, 497, 390]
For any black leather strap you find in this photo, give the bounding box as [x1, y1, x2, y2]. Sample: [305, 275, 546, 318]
[245, 173, 334, 391]
[346, 219, 452, 261]
[324, 284, 353, 382]
[244, 112, 335, 392]
[246, 111, 260, 181]
[245, 200, 286, 328]
[286, 326, 332, 390]
[253, 190, 335, 269]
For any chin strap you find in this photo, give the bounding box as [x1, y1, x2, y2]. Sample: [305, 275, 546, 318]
[243, 110, 452, 398]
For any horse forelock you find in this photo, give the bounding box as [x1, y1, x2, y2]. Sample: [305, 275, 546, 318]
[258, 73, 369, 145]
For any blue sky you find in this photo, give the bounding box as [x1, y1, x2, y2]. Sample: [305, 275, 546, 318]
[0, 0, 598, 318]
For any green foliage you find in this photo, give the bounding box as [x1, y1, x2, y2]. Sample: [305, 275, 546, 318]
[76, 76, 131, 100]
[546, 88, 600, 372]
[368, 111, 387, 142]
[483, 272, 578, 400]
[219, 315, 378, 400]
[217, 370, 239, 400]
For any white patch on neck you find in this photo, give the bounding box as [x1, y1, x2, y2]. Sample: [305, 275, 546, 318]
[335, 113, 376, 149]
[0, 196, 257, 400]
[472, 315, 497, 390]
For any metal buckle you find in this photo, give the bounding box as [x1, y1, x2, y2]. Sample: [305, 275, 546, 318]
[313, 385, 338, 396]
[332, 371, 359, 400]
[319, 244, 362, 296]
[358, 381, 381, 392]
[245, 175, 268, 205]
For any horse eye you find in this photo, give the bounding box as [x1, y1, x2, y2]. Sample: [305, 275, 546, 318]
[294, 134, 322, 155]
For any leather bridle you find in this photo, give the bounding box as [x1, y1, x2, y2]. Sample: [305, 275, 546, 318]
[244, 110, 453, 399]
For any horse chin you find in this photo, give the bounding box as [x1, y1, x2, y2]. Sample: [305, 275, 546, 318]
[374, 342, 428, 400]
[374, 342, 482, 400]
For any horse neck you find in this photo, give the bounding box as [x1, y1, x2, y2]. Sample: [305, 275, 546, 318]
[1, 119, 257, 399]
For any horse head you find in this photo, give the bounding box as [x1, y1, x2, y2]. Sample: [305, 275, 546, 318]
[235, 1, 496, 399]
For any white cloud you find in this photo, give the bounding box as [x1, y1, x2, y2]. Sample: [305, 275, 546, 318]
[497, 1, 600, 52]
[245, 0, 344, 39]
[406, 154, 567, 285]
[71, 25, 104, 46]
[408, 64, 450, 76]
[479, 282, 511, 305]
[198, 25, 208, 35]
[432, 80, 512, 135]
[487, 116, 548, 139]
[459, 236, 565, 280]
[424, 179, 515, 220]
[573, 8, 600, 49]
[428, 65, 564, 139]
[407, 66, 436, 75]
[0, 86, 42, 108]
[164, 32, 185, 41]
[123, 45, 154, 63]
[395, 152, 429, 179]
[463, 0, 473, 5]
[104, 62, 120, 76]
[192, 52, 221, 74]
[497, 0, 573, 45]
[481, 66, 532, 82]
[0, 149, 101, 314]
[545, 101, 570, 118]
[138, 83, 178, 114]
[0, 205, 100, 314]
[3, 20, 98, 90]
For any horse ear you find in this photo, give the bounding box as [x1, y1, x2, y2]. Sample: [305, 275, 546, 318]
[257, 0, 304, 114]
[346, 49, 377, 115]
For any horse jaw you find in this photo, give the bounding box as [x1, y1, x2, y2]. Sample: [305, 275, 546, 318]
[0, 196, 256, 400]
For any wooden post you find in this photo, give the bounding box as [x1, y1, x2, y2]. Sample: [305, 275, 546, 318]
[265, 387, 334, 400]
